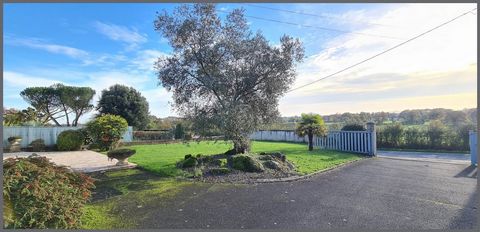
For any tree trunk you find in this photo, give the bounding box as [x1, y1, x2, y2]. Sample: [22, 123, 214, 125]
[308, 131, 313, 151]
[226, 137, 251, 155]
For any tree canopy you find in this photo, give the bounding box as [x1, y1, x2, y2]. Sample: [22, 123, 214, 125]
[96, 84, 150, 130]
[20, 84, 95, 126]
[296, 113, 327, 151]
[154, 3, 304, 153]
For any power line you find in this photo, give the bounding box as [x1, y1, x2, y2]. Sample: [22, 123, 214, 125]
[244, 3, 400, 29]
[286, 7, 477, 93]
[216, 9, 405, 40]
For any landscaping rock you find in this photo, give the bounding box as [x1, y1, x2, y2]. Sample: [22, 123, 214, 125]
[263, 160, 281, 170]
[229, 154, 264, 172]
[181, 157, 198, 168]
[208, 168, 231, 175]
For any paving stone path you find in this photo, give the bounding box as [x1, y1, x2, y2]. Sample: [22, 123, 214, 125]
[3, 150, 136, 172]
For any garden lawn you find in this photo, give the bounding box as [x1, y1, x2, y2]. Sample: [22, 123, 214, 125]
[127, 141, 362, 176]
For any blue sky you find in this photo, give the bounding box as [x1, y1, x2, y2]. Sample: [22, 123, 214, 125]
[3, 3, 477, 123]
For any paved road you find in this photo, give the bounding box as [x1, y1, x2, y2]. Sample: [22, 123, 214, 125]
[139, 157, 477, 229]
[378, 150, 471, 164]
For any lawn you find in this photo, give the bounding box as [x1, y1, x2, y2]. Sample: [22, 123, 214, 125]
[127, 140, 362, 176]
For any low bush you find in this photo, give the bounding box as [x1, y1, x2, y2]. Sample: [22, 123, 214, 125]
[85, 114, 128, 151]
[229, 154, 264, 172]
[57, 130, 84, 151]
[106, 148, 136, 161]
[133, 130, 173, 141]
[30, 139, 46, 152]
[341, 124, 366, 131]
[3, 155, 95, 229]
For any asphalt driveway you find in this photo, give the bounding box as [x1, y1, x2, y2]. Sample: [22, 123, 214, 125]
[137, 157, 477, 229]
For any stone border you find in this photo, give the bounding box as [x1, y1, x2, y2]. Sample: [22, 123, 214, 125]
[252, 157, 371, 183]
[182, 157, 372, 184]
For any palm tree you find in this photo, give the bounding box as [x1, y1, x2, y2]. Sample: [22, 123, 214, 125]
[296, 113, 327, 151]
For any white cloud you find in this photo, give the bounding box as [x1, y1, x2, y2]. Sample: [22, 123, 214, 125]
[94, 21, 147, 49]
[3, 71, 65, 88]
[5, 36, 89, 59]
[130, 49, 170, 72]
[280, 3, 477, 115]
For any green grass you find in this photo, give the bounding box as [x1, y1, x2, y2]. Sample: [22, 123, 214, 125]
[127, 141, 362, 176]
[81, 169, 197, 229]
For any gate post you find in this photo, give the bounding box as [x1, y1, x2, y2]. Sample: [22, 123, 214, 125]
[367, 122, 377, 156]
[469, 130, 477, 166]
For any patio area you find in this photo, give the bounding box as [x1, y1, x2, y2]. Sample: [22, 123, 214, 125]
[3, 150, 137, 173]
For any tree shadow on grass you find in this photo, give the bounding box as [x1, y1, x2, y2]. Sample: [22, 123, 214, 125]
[89, 169, 165, 202]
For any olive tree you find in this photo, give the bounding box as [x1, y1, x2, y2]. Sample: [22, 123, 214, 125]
[154, 3, 304, 154]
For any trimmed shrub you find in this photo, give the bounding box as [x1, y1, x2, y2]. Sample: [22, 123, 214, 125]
[85, 114, 128, 151]
[341, 124, 366, 131]
[229, 154, 264, 172]
[3, 155, 95, 229]
[30, 139, 46, 152]
[106, 148, 136, 161]
[57, 130, 84, 151]
[133, 130, 173, 141]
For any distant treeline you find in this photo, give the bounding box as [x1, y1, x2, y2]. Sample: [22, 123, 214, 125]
[376, 121, 475, 151]
[260, 108, 477, 131]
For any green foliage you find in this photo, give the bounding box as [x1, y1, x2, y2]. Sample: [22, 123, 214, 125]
[85, 114, 128, 151]
[296, 113, 327, 150]
[3, 107, 46, 126]
[30, 139, 46, 152]
[107, 148, 136, 161]
[57, 130, 84, 151]
[376, 121, 476, 151]
[229, 154, 264, 172]
[96, 84, 150, 130]
[3, 156, 95, 229]
[341, 124, 366, 131]
[174, 123, 185, 139]
[20, 84, 95, 126]
[133, 130, 173, 141]
[155, 3, 304, 153]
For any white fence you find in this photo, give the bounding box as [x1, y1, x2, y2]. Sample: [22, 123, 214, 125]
[312, 130, 375, 155]
[3, 126, 133, 148]
[251, 123, 377, 156]
[469, 130, 477, 166]
[250, 130, 307, 143]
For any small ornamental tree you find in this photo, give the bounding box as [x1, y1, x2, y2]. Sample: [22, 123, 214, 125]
[295, 113, 327, 151]
[85, 114, 128, 151]
[154, 3, 304, 154]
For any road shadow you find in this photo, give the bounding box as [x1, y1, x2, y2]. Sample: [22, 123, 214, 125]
[447, 186, 478, 229]
[454, 165, 477, 179]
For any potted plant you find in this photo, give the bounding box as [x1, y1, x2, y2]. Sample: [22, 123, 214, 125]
[106, 148, 136, 166]
[7, 136, 22, 152]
